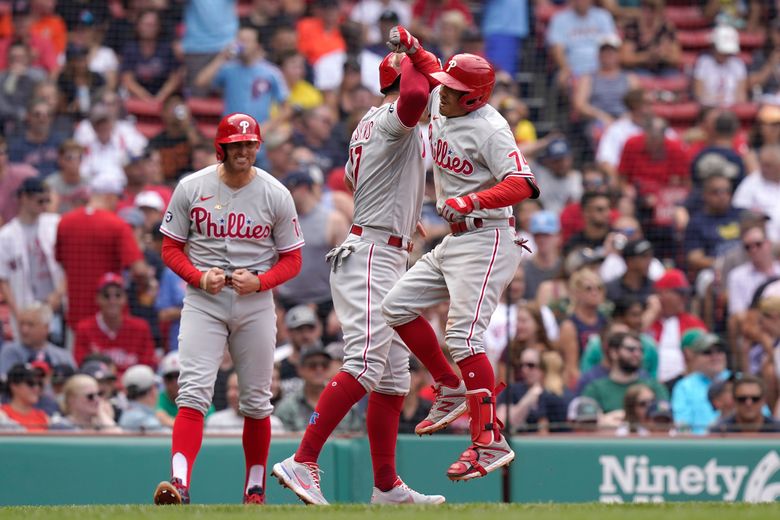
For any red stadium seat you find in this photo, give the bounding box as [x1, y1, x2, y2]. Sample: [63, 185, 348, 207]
[187, 97, 224, 126]
[125, 97, 162, 119]
[739, 31, 766, 51]
[197, 122, 219, 138]
[652, 101, 700, 124]
[135, 121, 163, 139]
[729, 101, 759, 122]
[637, 75, 691, 95]
[677, 30, 712, 51]
[665, 6, 710, 30]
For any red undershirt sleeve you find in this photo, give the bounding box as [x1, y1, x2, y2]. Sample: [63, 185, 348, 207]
[396, 58, 430, 128]
[162, 236, 203, 288]
[257, 248, 302, 292]
[474, 176, 538, 210]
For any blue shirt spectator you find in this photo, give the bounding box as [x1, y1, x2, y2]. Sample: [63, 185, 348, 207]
[482, 0, 530, 75]
[547, 1, 616, 78]
[155, 267, 186, 352]
[214, 60, 288, 124]
[684, 174, 742, 264]
[181, 0, 238, 54]
[7, 100, 66, 177]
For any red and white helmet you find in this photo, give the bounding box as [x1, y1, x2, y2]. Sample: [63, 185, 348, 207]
[430, 53, 495, 112]
[379, 52, 406, 93]
[214, 113, 262, 161]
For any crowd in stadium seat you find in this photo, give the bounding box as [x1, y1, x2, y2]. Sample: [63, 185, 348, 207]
[0, 0, 779, 436]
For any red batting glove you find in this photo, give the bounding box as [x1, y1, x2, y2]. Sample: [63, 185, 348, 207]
[387, 26, 420, 55]
[439, 193, 480, 222]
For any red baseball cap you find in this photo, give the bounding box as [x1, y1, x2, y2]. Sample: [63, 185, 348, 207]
[654, 268, 690, 291]
[97, 272, 125, 292]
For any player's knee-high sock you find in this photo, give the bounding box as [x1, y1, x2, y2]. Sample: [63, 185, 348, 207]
[457, 353, 501, 445]
[394, 316, 460, 388]
[171, 406, 204, 487]
[366, 392, 404, 491]
[242, 416, 271, 494]
[295, 371, 366, 464]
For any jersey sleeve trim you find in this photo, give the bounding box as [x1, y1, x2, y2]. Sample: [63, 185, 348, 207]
[277, 240, 305, 253]
[502, 172, 536, 180]
[159, 227, 188, 242]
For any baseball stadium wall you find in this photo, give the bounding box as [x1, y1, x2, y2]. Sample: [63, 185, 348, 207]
[0, 435, 779, 505]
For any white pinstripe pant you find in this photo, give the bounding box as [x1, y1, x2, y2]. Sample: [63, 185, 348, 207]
[382, 227, 522, 363]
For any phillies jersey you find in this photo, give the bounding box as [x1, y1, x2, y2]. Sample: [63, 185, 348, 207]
[346, 101, 426, 238]
[160, 165, 304, 272]
[428, 86, 535, 220]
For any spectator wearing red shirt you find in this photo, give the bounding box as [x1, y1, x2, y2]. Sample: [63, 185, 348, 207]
[56, 175, 148, 332]
[74, 272, 156, 373]
[29, 0, 68, 58]
[0, 363, 50, 431]
[618, 117, 690, 258]
[559, 164, 619, 243]
[411, 0, 473, 44]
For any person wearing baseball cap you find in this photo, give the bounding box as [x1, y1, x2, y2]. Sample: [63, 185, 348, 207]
[693, 24, 747, 106]
[278, 305, 324, 388]
[566, 396, 602, 432]
[649, 269, 708, 386]
[0, 363, 50, 431]
[523, 211, 562, 299]
[605, 239, 654, 303]
[534, 137, 581, 215]
[671, 332, 730, 434]
[117, 364, 167, 432]
[156, 351, 216, 428]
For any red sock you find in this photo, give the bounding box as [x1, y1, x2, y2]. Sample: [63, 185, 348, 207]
[242, 416, 271, 494]
[457, 353, 495, 393]
[394, 316, 460, 388]
[367, 392, 404, 491]
[171, 406, 204, 487]
[295, 371, 366, 463]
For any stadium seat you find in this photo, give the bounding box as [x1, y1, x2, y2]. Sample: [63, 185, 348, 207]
[652, 101, 700, 124]
[730, 101, 759, 123]
[638, 75, 691, 98]
[677, 30, 712, 51]
[187, 97, 224, 125]
[135, 121, 163, 139]
[124, 98, 162, 119]
[665, 6, 710, 30]
[197, 122, 219, 138]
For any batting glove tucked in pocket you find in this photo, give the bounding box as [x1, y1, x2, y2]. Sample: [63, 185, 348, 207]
[326, 245, 356, 272]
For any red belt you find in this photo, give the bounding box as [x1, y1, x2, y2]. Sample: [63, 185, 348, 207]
[449, 217, 515, 235]
[350, 224, 412, 251]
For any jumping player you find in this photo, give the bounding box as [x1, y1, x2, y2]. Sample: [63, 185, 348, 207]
[273, 28, 445, 505]
[152, 113, 304, 505]
[382, 47, 539, 480]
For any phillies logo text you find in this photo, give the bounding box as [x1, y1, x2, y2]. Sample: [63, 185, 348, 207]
[431, 137, 474, 175]
[191, 207, 271, 239]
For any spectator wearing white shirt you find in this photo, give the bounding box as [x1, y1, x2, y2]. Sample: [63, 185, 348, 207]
[733, 144, 780, 242]
[596, 88, 654, 184]
[349, 1, 411, 45]
[693, 25, 748, 107]
[728, 224, 780, 317]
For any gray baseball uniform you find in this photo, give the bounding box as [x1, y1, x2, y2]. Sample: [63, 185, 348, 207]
[160, 165, 304, 418]
[335, 101, 426, 394]
[382, 86, 535, 363]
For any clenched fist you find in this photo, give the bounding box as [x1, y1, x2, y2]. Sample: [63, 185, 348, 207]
[439, 193, 480, 222]
[386, 26, 419, 55]
[200, 267, 226, 294]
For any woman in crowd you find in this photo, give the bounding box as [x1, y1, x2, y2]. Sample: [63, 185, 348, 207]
[51, 374, 121, 432]
[497, 302, 555, 383]
[559, 268, 609, 387]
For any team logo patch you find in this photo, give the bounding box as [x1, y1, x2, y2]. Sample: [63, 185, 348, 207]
[309, 412, 320, 425]
[165, 211, 173, 223]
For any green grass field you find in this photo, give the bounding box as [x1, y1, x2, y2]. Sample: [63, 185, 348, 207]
[2, 503, 780, 520]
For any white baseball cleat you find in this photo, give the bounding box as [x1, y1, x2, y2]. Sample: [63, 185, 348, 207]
[415, 380, 467, 435]
[272, 455, 329, 505]
[370, 477, 446, 505]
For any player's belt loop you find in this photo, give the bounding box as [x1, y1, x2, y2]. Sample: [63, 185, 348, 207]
[449, 217, 514, 235]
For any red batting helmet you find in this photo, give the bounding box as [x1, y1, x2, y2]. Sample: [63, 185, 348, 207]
[379, 52, 406, 93]
[214, 113, 262, 161]
[430, 53, 495, 112]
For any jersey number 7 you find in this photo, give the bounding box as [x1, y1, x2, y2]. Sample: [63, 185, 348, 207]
[349, 145, 363, 187]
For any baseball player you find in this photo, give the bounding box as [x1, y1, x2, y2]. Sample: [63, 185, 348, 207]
[382, 49, 539, 480]
[273, 28, 444, 505]
[152, 113, 304, 505]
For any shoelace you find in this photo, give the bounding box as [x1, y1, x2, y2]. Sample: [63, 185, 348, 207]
[303, 462, 324, 489]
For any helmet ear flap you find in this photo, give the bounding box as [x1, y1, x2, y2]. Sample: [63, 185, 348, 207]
[215, 143, 226, 162]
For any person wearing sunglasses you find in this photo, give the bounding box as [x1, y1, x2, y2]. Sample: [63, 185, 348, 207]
[711, 374, 780, 433]
[582, 331, 669, 415]
[0, 363, 49, 431]
[671, 333, 730, 435]
[0, 176, 65, 343]
[50, 374, 120, 432]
